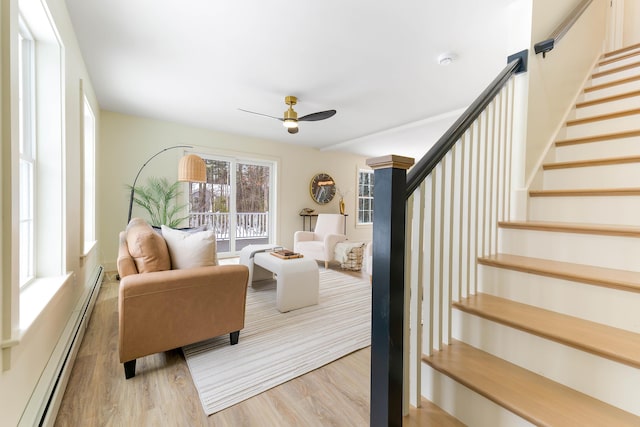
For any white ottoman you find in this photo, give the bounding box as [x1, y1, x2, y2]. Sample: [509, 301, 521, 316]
[239, 244, 279, 285]
[253, 252, 319, 312]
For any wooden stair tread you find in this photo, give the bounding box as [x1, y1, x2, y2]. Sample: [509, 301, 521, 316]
[454, 293, 640, 368]
[555, 129, 640, 146]
[599, 49, 640, 67]
[478, 253, 640, 293]
[592, 61, 640, 79]
[602, 43, 640, 59]
[529, 187, 640, 197]
[423, 340, 640, 427]
[498, 220, 640, 237]
[543, 155, 640, 170]
[404, 398, 464, 427]
[565, 108, 640, 126]
[575, 89, 640, 108]
[585, 75, 640, 93]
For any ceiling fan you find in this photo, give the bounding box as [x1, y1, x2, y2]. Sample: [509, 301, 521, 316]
[239, 96, 336, 134]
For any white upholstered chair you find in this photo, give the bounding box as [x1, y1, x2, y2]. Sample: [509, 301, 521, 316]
[294, 214, 346, 268]
[364, 241, 373, 278]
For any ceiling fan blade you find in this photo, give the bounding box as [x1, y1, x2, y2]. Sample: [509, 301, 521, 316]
[288, 127, 299, 134]
[238, 108, 283, 121]
[298, 110, 337, 122]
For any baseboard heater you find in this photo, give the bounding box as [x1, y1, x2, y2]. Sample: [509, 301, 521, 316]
[19, 265, 104, 427]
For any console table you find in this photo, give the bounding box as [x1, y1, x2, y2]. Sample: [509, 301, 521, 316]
[299, 213, 318, 231]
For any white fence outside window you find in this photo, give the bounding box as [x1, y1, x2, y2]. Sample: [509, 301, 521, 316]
[189, 212, 269, 240]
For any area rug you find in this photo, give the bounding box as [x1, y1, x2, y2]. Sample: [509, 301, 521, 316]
[182, 269, 371, 415]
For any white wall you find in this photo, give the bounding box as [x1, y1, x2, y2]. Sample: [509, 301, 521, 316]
[0, 0, 101, 424]
[98, 111, 373, 268]
[524, 0, 608, 180]
[324, 109, 463, 162]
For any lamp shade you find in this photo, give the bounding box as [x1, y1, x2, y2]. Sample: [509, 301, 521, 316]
[178, 154, 207, 183]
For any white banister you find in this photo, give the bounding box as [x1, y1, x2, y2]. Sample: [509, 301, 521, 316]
[405, 74, 519, 407]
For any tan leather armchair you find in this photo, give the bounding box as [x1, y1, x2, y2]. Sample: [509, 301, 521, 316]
[117, 220, 249, 379]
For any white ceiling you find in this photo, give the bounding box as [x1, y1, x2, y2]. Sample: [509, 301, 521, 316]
[65, 0, 515, 159]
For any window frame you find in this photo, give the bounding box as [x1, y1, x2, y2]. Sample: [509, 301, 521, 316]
[82, 89, 96, 252]
[18, 17, 36, 288]
[357, 169, 374, 226]
[17, 0, 66, 307]
[187, 153, 276, 256]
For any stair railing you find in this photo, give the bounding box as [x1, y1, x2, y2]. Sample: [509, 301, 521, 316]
[367, 50, 528, 427]
[534, 0, 594, 57]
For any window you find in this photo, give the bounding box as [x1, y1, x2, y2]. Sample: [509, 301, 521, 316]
[19, 18, 36, 287]
[82, 93, 96, 250]
[188, 155, 275, 255]
[357, 169, 374, 225]
[18, 0, 64, 290]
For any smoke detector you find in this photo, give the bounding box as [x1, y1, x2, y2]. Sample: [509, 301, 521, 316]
[438, 53, 456, 65]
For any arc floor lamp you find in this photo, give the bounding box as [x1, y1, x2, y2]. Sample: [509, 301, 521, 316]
[126, 145, 207, 224]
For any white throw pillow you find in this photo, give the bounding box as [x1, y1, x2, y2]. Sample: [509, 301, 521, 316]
[161, 225, 218, 269]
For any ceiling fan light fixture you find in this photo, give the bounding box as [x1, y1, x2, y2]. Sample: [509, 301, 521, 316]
[239, 95, 335, 134]
[283, 118, 298, 128]
[283, 104, 298, 128]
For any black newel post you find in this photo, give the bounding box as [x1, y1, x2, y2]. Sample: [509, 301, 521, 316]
[367, 155, 414, 427]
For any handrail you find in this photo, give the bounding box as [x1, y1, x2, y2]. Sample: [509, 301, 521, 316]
[405, 49, 527, 197]
[534, 0, 594, 57]
[369, 49, 529, 425]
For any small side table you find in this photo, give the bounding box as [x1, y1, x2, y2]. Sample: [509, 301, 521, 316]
[300, 213, 318, 231]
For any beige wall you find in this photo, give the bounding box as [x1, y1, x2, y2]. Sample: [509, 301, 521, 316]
[624, 0, 640, 45]
[0, 0, 101, 424]
[98, 111, 373, 268]
[524, 0, 608, 180]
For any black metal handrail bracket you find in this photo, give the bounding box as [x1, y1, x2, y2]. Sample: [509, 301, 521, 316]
[405, 49, 528, 198]
[534, 0, 594, 57]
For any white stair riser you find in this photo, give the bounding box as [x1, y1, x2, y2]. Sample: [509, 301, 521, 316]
[582, 79, 640, 102]
[453, 311, 640, 416]
[499, 228, 640, 272]
[555, 136, 640, 162]
[591, 66, 640, 86]
[478, 264, 640, 333]
[421, 363, 535, 427]
[574, 95, 640, 119]
[542, 163, 640, 189]
[564, 114, 640, 139]
[528, 195, 640, 226]
[596, 55, 640, 73]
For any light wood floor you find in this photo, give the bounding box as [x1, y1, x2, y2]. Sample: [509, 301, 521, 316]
[54, 267, 461, 426]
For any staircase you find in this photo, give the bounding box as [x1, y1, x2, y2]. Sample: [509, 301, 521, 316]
[420, 44, 640, 426]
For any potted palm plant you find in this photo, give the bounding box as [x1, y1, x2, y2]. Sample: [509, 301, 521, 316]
[128, 177, 189, 228]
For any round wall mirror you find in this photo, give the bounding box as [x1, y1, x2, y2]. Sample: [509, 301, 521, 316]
[309, 173, 336, 204]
